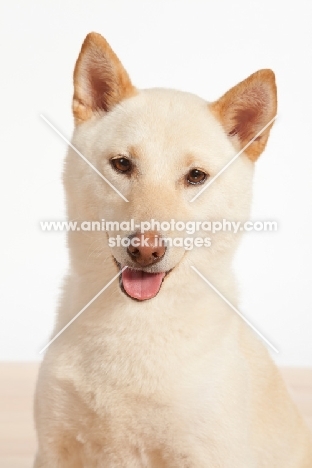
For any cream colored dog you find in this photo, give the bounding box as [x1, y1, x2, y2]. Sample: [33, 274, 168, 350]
[34, 33, 312, 467]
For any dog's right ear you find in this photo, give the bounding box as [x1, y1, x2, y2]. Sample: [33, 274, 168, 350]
[73, 33, 136, 125]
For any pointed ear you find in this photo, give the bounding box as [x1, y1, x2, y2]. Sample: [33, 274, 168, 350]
[73, 33, 136, 125]
[210, 70, 277, 161]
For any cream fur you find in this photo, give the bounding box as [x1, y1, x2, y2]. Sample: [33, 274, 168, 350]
[34, 33, 312, 467]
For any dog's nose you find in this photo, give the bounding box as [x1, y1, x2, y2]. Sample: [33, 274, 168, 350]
[127, 231, 166, 267]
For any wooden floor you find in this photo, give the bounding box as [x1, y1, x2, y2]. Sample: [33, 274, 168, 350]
[0, 363, 311, 468]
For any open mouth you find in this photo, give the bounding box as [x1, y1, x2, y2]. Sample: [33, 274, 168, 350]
[114, 260, 169, 301]
[121, 268, 166, 301]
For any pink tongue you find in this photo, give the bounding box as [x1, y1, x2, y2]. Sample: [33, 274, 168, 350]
[122, 269, 165, 300]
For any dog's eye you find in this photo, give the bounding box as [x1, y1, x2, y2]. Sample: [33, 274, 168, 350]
[110, 157, 132, 174]
[186, 169, 207, 185]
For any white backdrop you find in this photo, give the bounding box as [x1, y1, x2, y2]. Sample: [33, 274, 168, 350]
[0, 0, 311, 366]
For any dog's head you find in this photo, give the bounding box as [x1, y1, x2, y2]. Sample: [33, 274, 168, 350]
[64, 33, 277, 301]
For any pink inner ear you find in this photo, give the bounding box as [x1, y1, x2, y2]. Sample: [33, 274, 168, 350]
[89, 64, 114, 113]
[229, 84, 269, 141]
[231, 106, 262, 142]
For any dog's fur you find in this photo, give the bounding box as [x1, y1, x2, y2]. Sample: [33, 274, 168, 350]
[34, 33, 312, 467]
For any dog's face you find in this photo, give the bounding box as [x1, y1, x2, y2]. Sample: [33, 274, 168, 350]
[65, 33, 277, 301]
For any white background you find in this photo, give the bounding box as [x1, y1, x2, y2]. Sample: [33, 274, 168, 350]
[0, 0, 311, 366]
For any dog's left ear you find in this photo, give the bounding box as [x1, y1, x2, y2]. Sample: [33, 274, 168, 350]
[73, 32, 136, 125]
[210, 70, 277, 161]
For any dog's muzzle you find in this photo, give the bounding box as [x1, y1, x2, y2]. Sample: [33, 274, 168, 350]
[116, 231, 168, 301]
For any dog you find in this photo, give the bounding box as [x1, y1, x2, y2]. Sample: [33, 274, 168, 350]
[34, 32, 312, 467]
